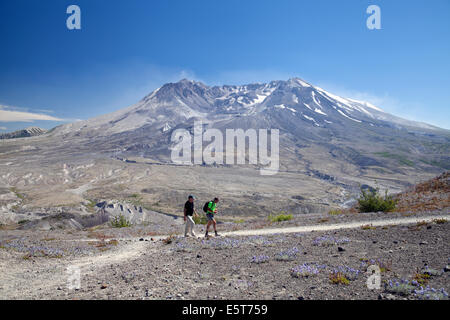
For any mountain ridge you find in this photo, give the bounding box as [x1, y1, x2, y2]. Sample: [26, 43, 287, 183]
[40, 78, 448, 177]
[0, 127, 47, 140]
[51, 78, 448, 139]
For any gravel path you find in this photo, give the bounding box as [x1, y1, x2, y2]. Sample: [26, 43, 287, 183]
[0, 213, 448, 299]
[225, 214, 450, 236]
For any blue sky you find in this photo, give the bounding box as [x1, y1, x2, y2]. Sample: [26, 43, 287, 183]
[0, 0, 449, 131]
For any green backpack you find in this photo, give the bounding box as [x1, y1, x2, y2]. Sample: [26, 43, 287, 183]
[203, 201, 211, 213]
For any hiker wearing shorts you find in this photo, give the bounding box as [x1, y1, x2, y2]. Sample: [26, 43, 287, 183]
[205, 197, 220, 238]
[184, 195, 198, 237]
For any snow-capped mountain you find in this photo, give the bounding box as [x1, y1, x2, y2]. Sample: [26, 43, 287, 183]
[48, 78, 448, 176]
[53, 78, 442, 137]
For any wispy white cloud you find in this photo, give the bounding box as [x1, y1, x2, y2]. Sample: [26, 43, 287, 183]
[0, 126, 7, 130]
[0, 105, 64, 123]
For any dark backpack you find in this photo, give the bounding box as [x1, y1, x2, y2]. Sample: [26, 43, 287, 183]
[203, 201, 211, 213]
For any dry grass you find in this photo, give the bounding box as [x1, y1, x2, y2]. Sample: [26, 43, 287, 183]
[328, 209, 345, 216]
[413, 272, 431, 285]
[87, 231, 113, 241]
[41, 238, 57, 241]
[409, 221, 429, 231]
[433, 218, 447, 224]
[163, 234, 176, 245]
[395, 172, 449, 213]
[108, 239, 119, 246]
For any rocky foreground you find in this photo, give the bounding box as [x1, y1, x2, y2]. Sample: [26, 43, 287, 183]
[0, 210, 448, 300]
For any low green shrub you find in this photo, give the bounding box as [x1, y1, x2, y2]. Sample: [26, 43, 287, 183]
[357, 187, 396, 213]
[193, 214, 208, 225]
[328, 209, 344, 215]
[329, 272, 350, 285]
[268, 214, 293, 223]
[110, 214, 132, 228]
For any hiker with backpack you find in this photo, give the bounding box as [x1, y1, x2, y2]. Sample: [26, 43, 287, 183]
[184, 195, 198, 237]
[203, 197, 220, 238]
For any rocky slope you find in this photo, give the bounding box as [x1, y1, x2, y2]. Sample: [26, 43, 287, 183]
[395, 171, 450, 212]
[49, 78, 449, 175]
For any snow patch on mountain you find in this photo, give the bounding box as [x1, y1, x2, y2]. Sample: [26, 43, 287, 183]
[303, 114, 320, 126]
[311, 92, 322, 107]
[314, 108, 327, 116]
[274, 104, 296, 113]
[337, 110, 362, 123]
[347, 98, 383, 112]
[303, 103, 312, 110]
[162, 123, 171, 132]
